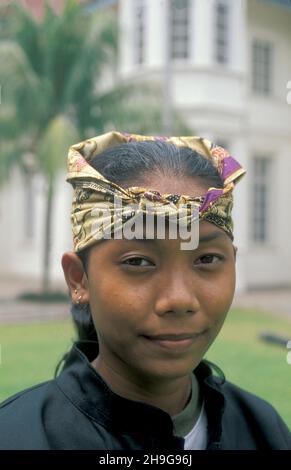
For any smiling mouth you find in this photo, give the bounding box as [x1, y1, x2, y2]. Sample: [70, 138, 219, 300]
[141, 332, 205, 351]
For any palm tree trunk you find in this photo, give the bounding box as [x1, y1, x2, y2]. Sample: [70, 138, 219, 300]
[42, 177, 54, 294]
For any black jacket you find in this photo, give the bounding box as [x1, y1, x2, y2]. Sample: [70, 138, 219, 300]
[0, 341, 290, 450]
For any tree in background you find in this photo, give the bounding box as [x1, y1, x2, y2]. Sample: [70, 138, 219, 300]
[0, 0, 167, 294]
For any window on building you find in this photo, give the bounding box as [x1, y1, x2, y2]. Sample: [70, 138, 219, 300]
[215, 0, 230, 64]
[170, 0, 190, 60]
[251, 157, 272, 243]
[252, 39, 273, 95]
[134, 0, 146, 65]
[23, 170, 35, 240]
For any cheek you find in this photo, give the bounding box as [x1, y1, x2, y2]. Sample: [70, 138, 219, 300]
[199, 267, 236, 325]
[87, 275, 148, 332]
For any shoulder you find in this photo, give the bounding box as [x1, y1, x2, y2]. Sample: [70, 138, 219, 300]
[0, 378, 63, 412]
[0, 380, 68, 449]
[0, 380, 53, 414]
[221, 379, 283, 419]
[217, 378, 291, 449]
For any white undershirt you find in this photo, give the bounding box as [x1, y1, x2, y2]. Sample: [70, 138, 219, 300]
[183, 400, 208, 450]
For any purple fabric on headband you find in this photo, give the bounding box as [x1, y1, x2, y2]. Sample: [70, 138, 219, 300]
[222, 156, 243, 181]
[198, 156, 243, 213]
[199, 188, 224, 213]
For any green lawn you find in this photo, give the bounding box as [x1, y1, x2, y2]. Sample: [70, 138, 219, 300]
[0, 320, 75, 400]
[206, 308, 291, 427]
[0, 308, 290, 427]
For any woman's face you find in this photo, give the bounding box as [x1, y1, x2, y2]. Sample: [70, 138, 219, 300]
[63, 176, 236, 383]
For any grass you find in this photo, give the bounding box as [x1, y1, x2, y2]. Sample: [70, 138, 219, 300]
[206, 308, 291, 427]
[0, 308, 290, 427]
[0, 321, 75, 400]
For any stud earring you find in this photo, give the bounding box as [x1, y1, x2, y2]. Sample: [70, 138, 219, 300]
[76, 294, 82, 305]
[73, 288, 82, 305]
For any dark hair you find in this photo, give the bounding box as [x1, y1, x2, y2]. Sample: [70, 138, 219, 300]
[88, 140, 223, 187]
[71, 140, 223, 345]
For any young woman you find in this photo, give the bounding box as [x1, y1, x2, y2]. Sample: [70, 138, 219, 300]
[0, 132, 290, 450]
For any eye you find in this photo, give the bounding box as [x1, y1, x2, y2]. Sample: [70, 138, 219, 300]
[195, 254, 224, 265]
[122, 257, 154, 267]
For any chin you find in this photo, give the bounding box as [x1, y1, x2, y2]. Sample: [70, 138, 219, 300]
[137, 357, 200, 382]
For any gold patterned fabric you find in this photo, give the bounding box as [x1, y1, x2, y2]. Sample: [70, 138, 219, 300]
[66, 131, 246, 252]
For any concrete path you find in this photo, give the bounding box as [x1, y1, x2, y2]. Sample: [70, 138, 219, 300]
[0, 277, 70, 324]
[0, 276, 290, 324]
[233, 288, 291, 321]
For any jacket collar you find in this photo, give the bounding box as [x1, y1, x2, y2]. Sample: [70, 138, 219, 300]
[56, 341, 225, 448]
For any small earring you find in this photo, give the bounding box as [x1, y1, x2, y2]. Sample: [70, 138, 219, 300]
[76, 294, 83, 305]
[73, 288, 82, 305]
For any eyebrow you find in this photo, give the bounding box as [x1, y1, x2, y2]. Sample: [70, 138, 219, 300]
[128, 238, 156, 244]
[199, 231, 228, 244]
[130, 231, 227, 244]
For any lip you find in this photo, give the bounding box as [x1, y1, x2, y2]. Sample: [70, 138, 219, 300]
[141, 332, 204, 352]
[145, 333, 198, 341]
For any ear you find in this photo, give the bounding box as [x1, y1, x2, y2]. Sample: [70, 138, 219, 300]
[61, 252, 90, 305]
[233, 245, 238, 262]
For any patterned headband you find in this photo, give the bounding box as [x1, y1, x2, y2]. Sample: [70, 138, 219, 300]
[66, 131, 246, 252]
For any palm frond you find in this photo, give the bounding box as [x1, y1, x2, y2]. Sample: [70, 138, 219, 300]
[38, 115, 79, 178]
[0, 41, 49, 128]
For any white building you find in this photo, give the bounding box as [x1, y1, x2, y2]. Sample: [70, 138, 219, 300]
[118, 0, 291, 290]
[0, 0, 291, 291]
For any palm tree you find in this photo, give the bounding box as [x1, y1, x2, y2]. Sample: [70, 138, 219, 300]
[0, 0, 164, 294]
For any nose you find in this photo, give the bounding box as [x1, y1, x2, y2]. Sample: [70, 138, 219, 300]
[154, 269, 200, 317]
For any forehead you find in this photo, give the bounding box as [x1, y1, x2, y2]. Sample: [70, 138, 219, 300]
[90, 221, 232, 257]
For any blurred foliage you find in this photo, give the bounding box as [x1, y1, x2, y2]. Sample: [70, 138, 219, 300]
[0, 0, 128, 180]
[0, 0, 180, 291]
[0, 0, 191, 182]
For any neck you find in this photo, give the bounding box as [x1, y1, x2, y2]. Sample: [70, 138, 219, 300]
[91, 356, 199, 417]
